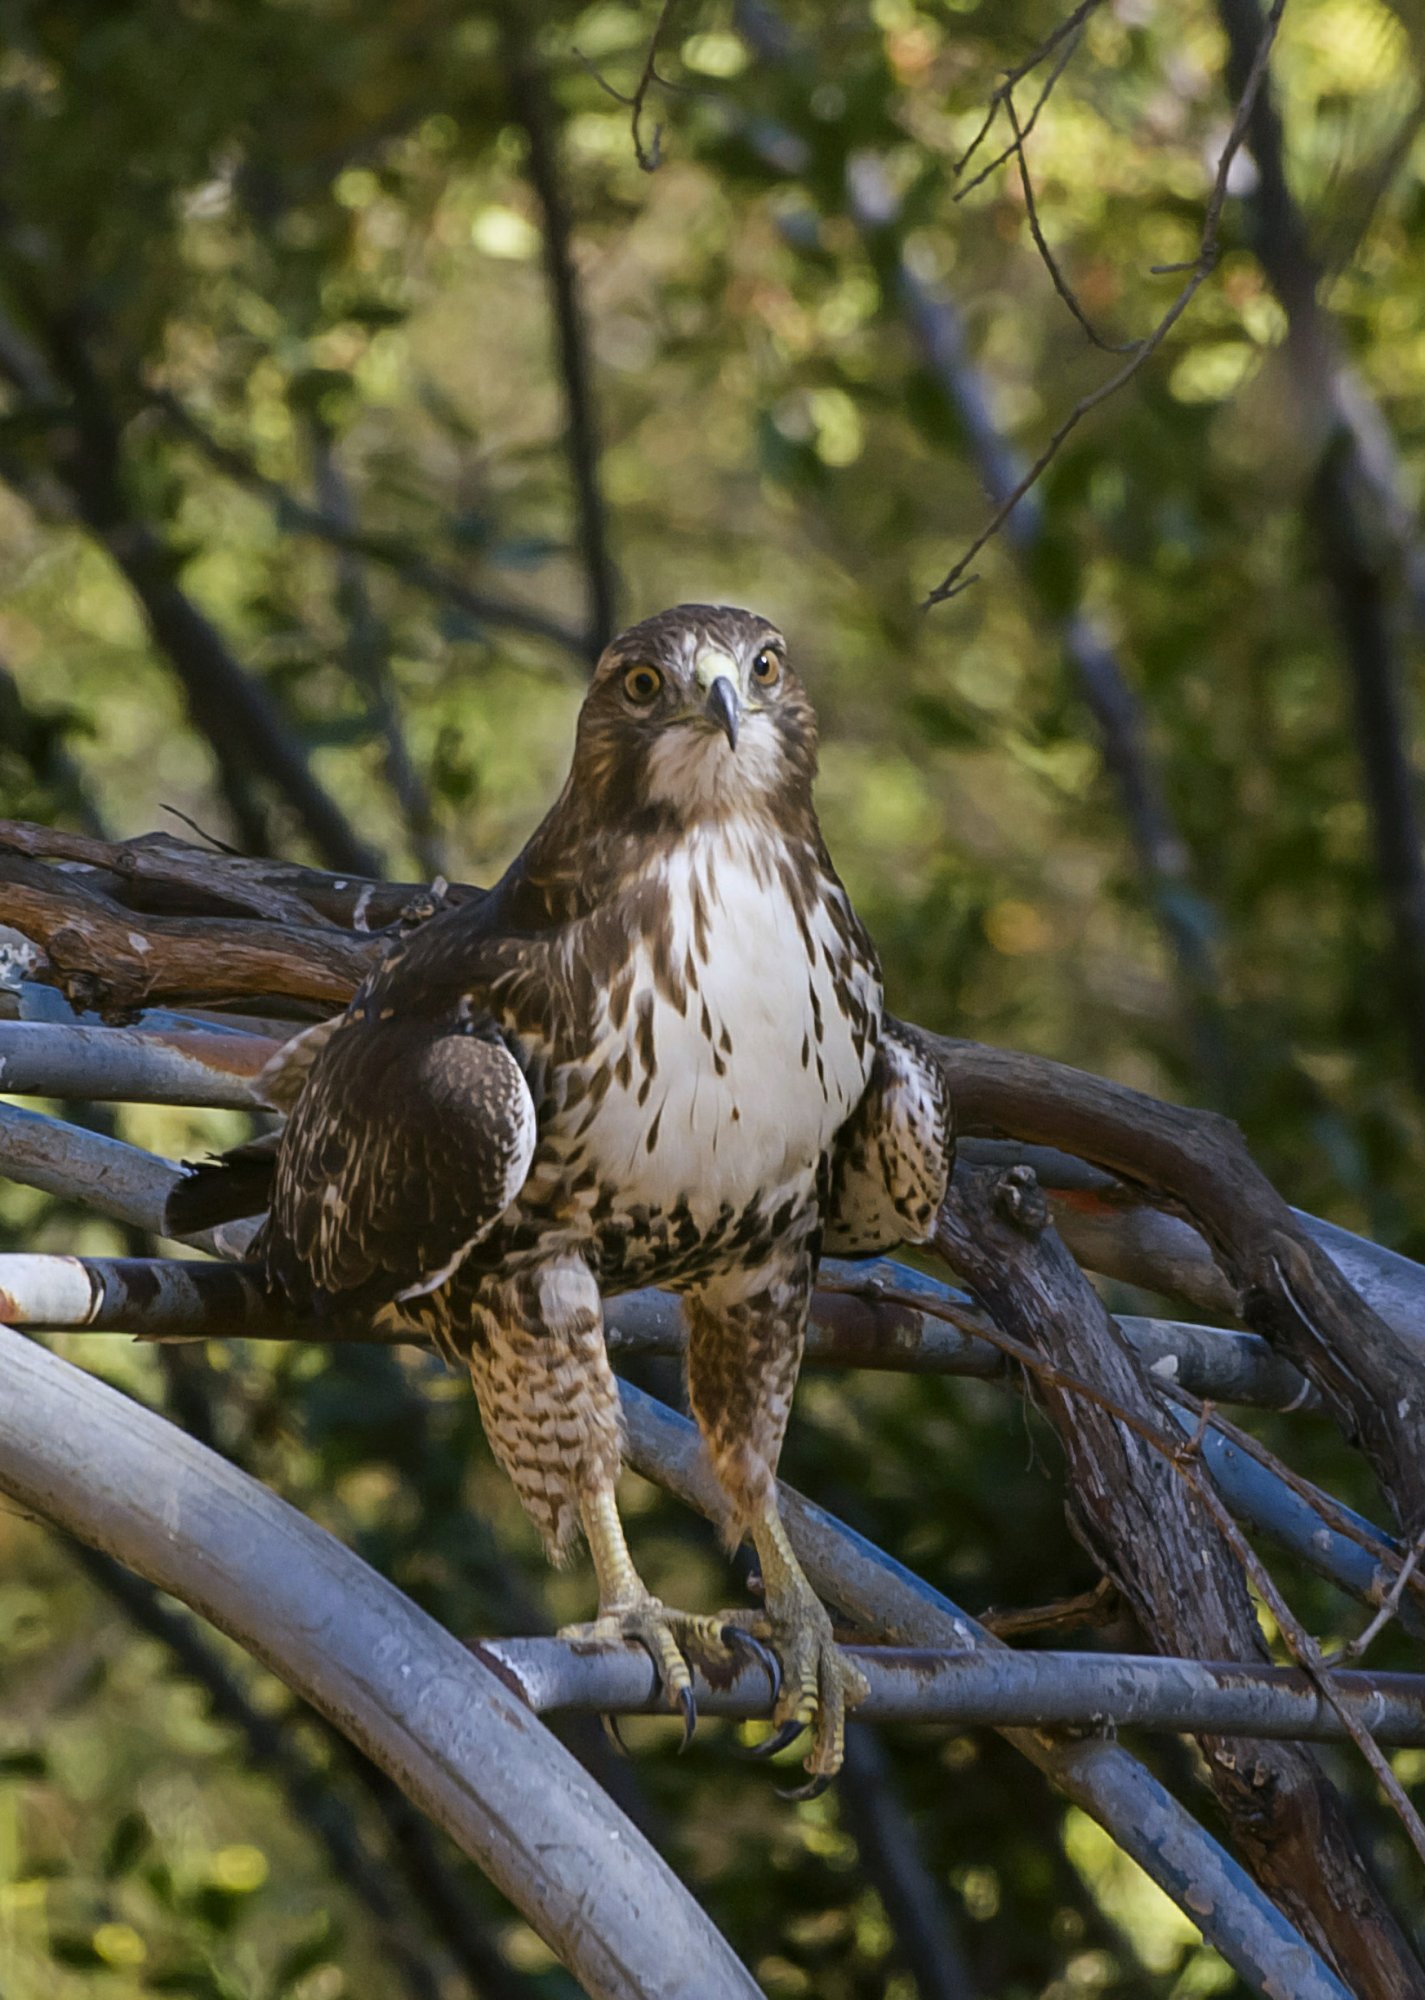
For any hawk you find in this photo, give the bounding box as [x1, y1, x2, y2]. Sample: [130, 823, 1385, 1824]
[170, 605, 953, 1789]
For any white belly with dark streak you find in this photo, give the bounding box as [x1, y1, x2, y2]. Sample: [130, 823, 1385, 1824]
[558, 826, 879, 1227]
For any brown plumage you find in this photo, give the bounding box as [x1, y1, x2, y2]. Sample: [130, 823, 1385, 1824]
[169, 604, 953, 1786]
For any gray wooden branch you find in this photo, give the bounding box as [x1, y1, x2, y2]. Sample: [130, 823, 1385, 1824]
[0, 1324, 759, 2000]
[0, 1230, 1313, 1408]
[478, 1636, 1425, 1745]
[0, 1016, 279, 1104]
[617, 1383, 1351, 2000]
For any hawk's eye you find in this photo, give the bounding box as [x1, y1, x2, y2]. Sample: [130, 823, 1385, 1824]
[622, 664, 663, 705]
[751, 647, 781, 686]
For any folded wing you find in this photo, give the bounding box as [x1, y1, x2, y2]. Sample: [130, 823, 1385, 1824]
[260, 1009, 537, 1317]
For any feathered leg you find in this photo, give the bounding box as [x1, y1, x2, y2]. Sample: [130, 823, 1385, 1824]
[463, 1254, 735, 1735]
[685, 1240, 869, 1788]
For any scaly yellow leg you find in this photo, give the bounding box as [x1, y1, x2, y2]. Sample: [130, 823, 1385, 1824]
[558, 1482, 754, 1743]
[735, 1499, 869, 1796]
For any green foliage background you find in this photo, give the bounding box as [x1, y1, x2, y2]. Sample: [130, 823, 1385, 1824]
[1, 1, 1424, 1994]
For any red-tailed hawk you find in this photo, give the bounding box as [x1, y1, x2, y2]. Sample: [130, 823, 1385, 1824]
[171, 605, 953, 1790]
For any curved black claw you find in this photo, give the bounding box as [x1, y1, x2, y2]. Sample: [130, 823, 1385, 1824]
[744, 1716, 808, 1760]
[601, 1712, 630, 1758]
[778, 1771, 833, 1803]
[676, 1681, 698, 1753]
[722, 1625, 782, 1703]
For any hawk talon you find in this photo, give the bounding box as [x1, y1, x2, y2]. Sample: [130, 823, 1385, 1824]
[601, 1712, 631, 1758]
[722, 1625, 783, 1704]
[778, 1771, 833, 1803]
[676, 1681, 698, 1752]
[744, 1716, 809, 1760]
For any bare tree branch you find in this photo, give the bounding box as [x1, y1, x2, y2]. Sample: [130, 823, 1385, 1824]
[7, 1200, 1415, 1640]
[466, 1634, 1425, 1746]
[0, 1225, 1313, 1416]
[0, 1018, 281, 1104]
[0, 853, 376, 1014]
[0, 817, 470, 930]
[1002, 87, 1132, 354]
[926, 1030, 1425, 1533]
[952, 19, 1089, 200]
[1336, 1521, 1425, 1664]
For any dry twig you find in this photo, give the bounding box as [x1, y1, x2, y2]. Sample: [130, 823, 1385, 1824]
[575, 0, 680, 173]
[926, 0, 1289, 606]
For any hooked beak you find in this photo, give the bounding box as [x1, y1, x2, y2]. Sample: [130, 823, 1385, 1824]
[694, 648, 741, 750]
[704, 674, 740, 751]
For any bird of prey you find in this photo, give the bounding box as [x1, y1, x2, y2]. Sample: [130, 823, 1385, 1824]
[170, 604, 953, 1789]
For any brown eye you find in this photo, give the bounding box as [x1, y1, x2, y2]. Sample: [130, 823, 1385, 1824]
[751, 647, 781, 685]
[623, 664, 663, 705]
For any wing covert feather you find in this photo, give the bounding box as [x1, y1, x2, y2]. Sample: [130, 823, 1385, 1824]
[263, 1011, 536, 1310]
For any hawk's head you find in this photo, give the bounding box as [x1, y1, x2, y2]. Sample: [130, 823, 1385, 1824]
[574, 604, 817, 826]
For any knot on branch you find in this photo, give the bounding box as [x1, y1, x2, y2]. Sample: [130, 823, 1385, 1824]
[992, 1164, 1049, 1236]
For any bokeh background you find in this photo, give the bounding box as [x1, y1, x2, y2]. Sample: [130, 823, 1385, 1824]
[1, 0, 1424, 1993]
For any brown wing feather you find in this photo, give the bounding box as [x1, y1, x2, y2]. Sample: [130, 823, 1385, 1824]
[261, 1008, 536, 1316]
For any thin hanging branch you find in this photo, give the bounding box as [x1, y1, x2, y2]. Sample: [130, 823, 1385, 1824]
[850, 160, 1230, 1092]
[739, 1, 1231, 1097]
[574, 0, 680, 173]
[925, 0, 1289, 607]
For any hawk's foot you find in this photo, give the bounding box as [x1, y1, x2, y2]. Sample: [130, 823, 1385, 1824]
[733, 1502, 869, 1795]
[727, 1590, 868, 1796]
[559, 1600, 771, 1746]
